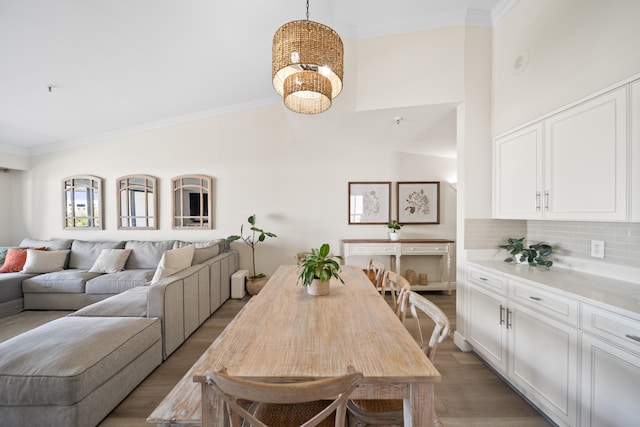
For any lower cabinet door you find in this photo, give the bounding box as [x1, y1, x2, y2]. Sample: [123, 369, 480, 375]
[468, 284, 508, 373]
[508, 302, 578, 427]
[581, 333, 640, 427]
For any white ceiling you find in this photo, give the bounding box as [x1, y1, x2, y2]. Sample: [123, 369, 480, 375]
[0, 0, 505, 158]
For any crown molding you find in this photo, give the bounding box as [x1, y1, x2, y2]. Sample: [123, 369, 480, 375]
[491, 0, 520, 25]
[25, 97, 280, 157]
[0, 142, 30, 157]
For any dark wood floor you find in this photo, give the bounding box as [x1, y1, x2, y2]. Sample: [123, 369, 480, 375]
[99, 291, 552, 426]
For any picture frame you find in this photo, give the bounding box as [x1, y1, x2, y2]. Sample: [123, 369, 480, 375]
[348, 182, 391, 224]
[397, 181, 440, 224]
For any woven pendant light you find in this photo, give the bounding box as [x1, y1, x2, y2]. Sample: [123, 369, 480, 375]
[272, 2, 343, 114]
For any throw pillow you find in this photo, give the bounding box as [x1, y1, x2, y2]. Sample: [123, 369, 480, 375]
[0, 247, 45, 273]
[89, 249, 133, 273]
[0, 246, 13, 267]
[21, 249, 70, 274]
[151, 244, 195, 284]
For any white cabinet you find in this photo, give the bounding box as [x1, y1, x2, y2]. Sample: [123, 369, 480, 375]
[493, 123, 544, 219]
[342, 239, 455, 293]
[631, 80, 640, 222]
[466, 264, 579, 426]
[544, 87, 627, 220]
[580, 304, 640, 426]
[467, 268, 508, 372]
[493, 86, 628, 221]
[508, 301, 578, 426]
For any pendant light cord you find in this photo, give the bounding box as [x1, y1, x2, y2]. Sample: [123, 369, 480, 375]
[306, 0, 310, 20]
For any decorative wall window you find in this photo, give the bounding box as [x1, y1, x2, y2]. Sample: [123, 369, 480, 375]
[63, 175, 103, 229]
[172, 175, 213, 229]
[117, 175, 158, 230]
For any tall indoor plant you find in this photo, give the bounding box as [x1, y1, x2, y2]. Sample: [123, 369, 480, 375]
[297, 243, 344, 296]
[226, 215, 277, 293]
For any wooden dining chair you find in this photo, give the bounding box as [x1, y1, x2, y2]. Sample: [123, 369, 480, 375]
[365, 259, 386, 290]
[206, 365, 363, 427]
[347, 291, 450, 427]
[380, 271, 411, 316]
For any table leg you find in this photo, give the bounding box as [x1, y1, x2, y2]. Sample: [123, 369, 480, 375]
[201, 383, 228, 427]
[403, 383, 434, 427]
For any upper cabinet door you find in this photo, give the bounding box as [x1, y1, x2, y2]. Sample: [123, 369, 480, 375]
[631, 80, 640, 223]
[493, 122, 544, 219]
[544, 87, 628, 221]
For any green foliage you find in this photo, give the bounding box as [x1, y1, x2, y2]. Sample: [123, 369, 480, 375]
[296, 243, 344, 286]
[499, 237, 553, 268]
[226, 214, 277, 279]
[387, 220, 403, 231]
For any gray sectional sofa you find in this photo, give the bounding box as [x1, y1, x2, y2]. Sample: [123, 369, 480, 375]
[0, 237, 239, 427]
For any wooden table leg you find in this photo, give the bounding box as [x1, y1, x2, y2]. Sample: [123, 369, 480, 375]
[403, 383, 434, 427]
[201, 383, 228, 427]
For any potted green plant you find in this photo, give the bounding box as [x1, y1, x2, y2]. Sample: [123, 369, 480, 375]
[297, 243, 344, 296]
[387, 220, 403, 241]
[226, 214, 277, 294]
[499, 237, 553, 269]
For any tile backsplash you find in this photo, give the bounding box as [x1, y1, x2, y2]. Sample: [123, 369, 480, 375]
[466, 219, 640, 269]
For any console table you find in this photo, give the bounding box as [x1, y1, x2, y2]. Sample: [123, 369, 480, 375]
[342, 239, 455, 293]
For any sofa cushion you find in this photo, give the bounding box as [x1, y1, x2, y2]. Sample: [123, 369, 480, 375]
[0, 248, 44, 273]
[0, 316, 161, 406]
[151, 244, 195, 284]
[0, 246, 14, 266]
[124, 240, 175, 269]
[0, 272, 38, 302]
[70, 286, 149, 317]
[69, 240, 126, 270]
[19, 238, 73, 251]
[21, 269, 101, 293]
[21, 249, 70, 274]
[85, 269, 154, 294]
[88, 249, 132, 273]
[174, 239, 224, 264]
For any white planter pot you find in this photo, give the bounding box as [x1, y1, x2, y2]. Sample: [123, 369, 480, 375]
[389, 232, 400, 241]
[307, 279, 330, 296]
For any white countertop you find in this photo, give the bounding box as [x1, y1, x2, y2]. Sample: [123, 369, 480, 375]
[468, 261, 640, 319]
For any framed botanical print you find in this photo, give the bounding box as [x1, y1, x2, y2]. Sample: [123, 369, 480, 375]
[348, 182, 391, 224]
[397, 181, 440, 224]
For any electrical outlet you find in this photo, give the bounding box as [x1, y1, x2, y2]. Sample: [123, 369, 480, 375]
[590, 240, 605, 258]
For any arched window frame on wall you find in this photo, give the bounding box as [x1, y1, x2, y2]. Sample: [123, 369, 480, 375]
[172, 174, 213, 229]
[117, 174, 158, 230]
[63, 175, 103, 229]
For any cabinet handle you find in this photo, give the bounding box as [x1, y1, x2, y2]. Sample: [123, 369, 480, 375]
[479, 277, 488, 281]
[506, 309, 513, 329]
[499, 305, 505, 325]
[536, 191, 541, 211]
[529, 296, 543, 302]
[544, 190, 549, 211]
[625, 334, 640, 343]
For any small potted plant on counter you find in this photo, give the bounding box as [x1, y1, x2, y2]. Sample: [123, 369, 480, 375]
[297, 243, 344, 296]
[387, 220, 403, 240]
[499, 237, 553, 269]
[226, 214, 277, 294]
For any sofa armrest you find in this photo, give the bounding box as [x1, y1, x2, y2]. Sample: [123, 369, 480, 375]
[147, 264, 205, 359]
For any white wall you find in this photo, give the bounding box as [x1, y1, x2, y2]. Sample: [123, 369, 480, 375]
[356, 26, 465, 110]
[23, 104, 457, 279]
[0, 169, 27, 244]
[492, 0, 640, 134]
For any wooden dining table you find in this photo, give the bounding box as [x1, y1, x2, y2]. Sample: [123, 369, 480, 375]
[148, 264, 441, 426]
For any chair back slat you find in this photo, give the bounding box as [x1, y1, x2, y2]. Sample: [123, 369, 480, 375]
[406, 291, 450, 361]
[206, 365, 362, 427]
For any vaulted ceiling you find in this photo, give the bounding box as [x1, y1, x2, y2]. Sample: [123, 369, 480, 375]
[0, 0, 503, 157]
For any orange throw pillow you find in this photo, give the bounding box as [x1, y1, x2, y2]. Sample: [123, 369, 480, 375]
[0, 247, 46, 273]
